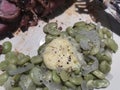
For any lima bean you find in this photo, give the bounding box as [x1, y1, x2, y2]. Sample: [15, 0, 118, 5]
[36, 88, 43, 90]
[74, 68, 81, 75]
[31, 55, 43, 64]
[38, 44, 46, 55]
[6, 64, 17, 75]
[43, 22, 57, 33]
[106, 39, 118, 52]
[87, 79, 110, 89]
[0, 72, 8, 86]
[5, 52, 18, 65]
[73, 21, 86, 28]
[77, 86, 82, 90]
[30, 67, 43, 85]
[69, 76, 83, 85]
[13, 74, 21, 83]
[65, 81, 76, 89]
[12, 87, 22, 90]
[66, 27, 75, 37]
[59, 70, 70, 82]
[43, 87, 48, 90]
[102, 28, 112, 38]
[60, 31, 69, 37]
[86, 23, 96, 30]
[43, 22, 60, 36]
[0, 61, 8, 71]
[84, 74, 95, 81]
[2, 41, 12, 54]
[96, 52, 112, 64]
[92, 70, 105, 79]
[90, 46, 99, 55]
[52, 71, 61, 84]
[19, 75, 36, 90]
[61, 86, 68, 90]
[100, 61, 111, 74]
[17, 55, 30, 65]
[44, 71, 52, 82]
[45, 34, 57, 43]
[98, 29, 104, 39]
[17, 53, 25, 60]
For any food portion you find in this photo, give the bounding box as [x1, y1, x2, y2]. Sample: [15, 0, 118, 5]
[0, 21, 118, 90]
[0, 0, 74, 36]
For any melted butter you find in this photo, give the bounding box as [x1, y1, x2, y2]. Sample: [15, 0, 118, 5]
[42, 37, 82, 71]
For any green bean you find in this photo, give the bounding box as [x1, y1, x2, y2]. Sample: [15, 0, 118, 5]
[59, 70, 70, 82]
[31, 55, 43, 64]
[69, 76, 83, 85]
[52, 71, 61, 84]
[100, 61, 111, 74]
[105, 38, 118, 52]
[5, 51, 18, 65]
[0, 61, 8, 71]
[92, 70, 105, 79]
[84, 74, 95, 81]
[0, 72, 8, 86]
[12, 87, 22, 90]
[17, 55, 30, 65]
[2, 41, 12, 54]
[65, 81, 76, 89]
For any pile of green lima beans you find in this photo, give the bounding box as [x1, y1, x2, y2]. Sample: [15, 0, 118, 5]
[0, 21, 118, 90]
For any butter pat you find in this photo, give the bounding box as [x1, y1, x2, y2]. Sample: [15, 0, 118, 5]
[42, 37, 82, 71]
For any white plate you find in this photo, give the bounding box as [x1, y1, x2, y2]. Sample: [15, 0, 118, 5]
[0, 3, 120, 90]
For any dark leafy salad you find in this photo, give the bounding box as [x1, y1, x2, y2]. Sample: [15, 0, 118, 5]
[0, 21, 118, 90]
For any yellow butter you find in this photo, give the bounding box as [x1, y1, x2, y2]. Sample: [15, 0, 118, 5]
[42, 37, 82, 71]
